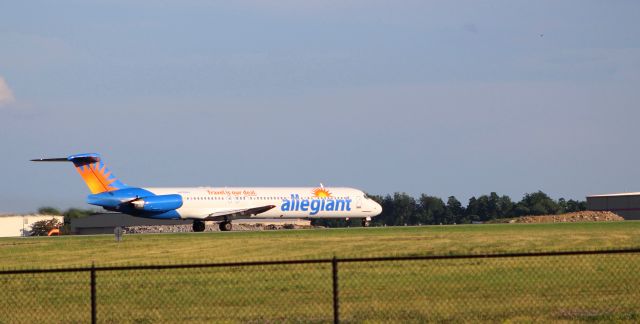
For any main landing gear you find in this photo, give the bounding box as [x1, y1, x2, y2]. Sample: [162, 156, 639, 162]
[193, 220, 206, 232]
[219, 221, 232, 232]
[192, 220, 233, 232]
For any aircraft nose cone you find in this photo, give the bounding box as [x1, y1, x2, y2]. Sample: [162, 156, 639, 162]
[373, 201, 383, 216]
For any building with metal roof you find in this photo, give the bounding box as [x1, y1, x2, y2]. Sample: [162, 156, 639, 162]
[587, 192, 640, 220]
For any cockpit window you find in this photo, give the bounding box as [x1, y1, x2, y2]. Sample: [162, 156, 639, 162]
[363, 193, 369, 199]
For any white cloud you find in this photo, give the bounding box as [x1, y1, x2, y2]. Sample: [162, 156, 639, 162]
[0, 76, 15, 107]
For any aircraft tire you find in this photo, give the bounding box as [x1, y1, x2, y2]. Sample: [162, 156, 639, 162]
[361, 219, 370, 227]
[193, 220, 206, 232]
[219, 221, 232, 231]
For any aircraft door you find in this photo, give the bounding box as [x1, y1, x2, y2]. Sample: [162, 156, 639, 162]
[226, 191, 233, 205]
[356, 197, 362, 208]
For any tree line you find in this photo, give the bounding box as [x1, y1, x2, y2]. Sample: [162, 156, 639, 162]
[370, 191, 586, 226]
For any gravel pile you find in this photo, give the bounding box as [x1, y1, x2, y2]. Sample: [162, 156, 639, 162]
[510, 211, 624, 223]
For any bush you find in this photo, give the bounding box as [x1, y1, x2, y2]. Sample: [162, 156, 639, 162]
[30, 218, 62, 236]
[63, 208, 96, 224]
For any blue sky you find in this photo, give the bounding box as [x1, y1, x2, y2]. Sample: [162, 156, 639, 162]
[1, 1, 639, 212]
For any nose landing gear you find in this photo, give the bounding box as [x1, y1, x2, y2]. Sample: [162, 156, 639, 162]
[361, 217, 371, 227]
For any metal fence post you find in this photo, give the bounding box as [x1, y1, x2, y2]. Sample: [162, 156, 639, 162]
[332, 257, 339, 324]
[91, 263, 96, 324]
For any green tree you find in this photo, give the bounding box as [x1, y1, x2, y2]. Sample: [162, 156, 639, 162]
[446, 196, 466, 224]
[418, 195, 447, 225]
[369, 194, 396, 226]
[63, 208, 96, 224]
[389, 193, 417, 226]
[557, 198, 568, 214]
[497, 195, 514, 218]
[30, 218, 62, 236]
[37, 207, 62, 215]
[513, 204, 530, 216]
[476, 195, 492, 221]
[515, 191, 559, 216]
[466, 197, 481, 222]
[565, 199, 587, 213]
[63, 208, 94, 218]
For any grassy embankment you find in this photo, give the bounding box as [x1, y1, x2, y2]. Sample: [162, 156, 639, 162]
[2, 222, 640, 322]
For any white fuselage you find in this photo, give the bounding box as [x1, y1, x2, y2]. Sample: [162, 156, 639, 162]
[145, 187, 382, 220]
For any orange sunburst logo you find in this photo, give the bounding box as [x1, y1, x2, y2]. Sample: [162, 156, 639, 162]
[75, 162, 118, 194]
[313, 188, 332, 198]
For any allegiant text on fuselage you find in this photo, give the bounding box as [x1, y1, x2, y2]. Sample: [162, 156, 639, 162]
[280, 194, 352, 215]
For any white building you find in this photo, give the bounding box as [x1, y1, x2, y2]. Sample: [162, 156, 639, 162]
[0, 214, 64, 237]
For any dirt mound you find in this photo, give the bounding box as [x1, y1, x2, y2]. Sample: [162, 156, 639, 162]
[510, 211, 624, 224]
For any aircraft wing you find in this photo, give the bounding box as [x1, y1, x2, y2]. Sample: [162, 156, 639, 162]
[204, 205, 276, 221]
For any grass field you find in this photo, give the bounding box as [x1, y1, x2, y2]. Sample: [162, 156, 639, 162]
[2, 221, 640, 269]
[2, 222, 640, 323]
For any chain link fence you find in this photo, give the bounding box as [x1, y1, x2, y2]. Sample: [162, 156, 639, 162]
[1, 249, 639, 323]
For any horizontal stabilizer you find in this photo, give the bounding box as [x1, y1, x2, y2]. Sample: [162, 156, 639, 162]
[31, 153, 101, 163]
[31, 158, 69, 162]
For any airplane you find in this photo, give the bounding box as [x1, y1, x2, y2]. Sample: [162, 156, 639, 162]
[32, 153, 383, 232]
